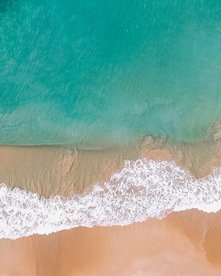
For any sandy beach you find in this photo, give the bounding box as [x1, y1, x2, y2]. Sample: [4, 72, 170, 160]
[0, 144, 139, 197]
[0, 210, 221, 275]
[2, 0, 221, 274]
[1, 133, 221, 197]
[1, 135, 221, 273]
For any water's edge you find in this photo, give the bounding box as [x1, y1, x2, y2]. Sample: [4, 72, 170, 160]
[1, 158, 221, 239]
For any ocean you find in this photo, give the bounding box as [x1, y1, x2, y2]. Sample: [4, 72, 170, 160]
[1, 0, 221, 240]
[1, 0, 221, 146]
[2, 158, 221, 239]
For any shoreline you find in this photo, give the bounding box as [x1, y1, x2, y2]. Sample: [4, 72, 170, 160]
[1, 210, 221, 275]
[1, 133, 221, 238]
[1, 125, 221, 238]
[1, 135, 221, 273]
[0, 131, 221, 197]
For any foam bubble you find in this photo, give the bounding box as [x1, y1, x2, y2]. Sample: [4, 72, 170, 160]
[1, 158, 221, 239]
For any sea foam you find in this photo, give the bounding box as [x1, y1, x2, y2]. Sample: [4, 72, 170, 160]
[1, 158, 221, 239]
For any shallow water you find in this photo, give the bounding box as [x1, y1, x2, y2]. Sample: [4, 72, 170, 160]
[1, 1, 221, 146]
[2, 158, 221, 239]
[2, 1, 221, 252]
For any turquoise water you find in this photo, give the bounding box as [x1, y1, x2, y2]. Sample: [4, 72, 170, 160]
[1, 0, 221, 147]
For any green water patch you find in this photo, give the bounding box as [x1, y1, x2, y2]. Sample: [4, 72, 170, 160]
[0, 0, 221, 146]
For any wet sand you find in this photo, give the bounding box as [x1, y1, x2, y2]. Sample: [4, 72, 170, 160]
[0, 144, 138, 197]
[0, 210, 221, 275]
[1, 130, 221, 273]
[1, 132, 221, 197]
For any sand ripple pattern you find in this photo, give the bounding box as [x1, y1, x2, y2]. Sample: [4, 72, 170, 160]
[1, 158, 221, 239]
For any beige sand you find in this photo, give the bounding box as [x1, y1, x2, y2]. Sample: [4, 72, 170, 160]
[0, 144, 139, 196]
[1, 135, 221, 197]
[0, 210, 221, 275]
[1, 134, 221, 274]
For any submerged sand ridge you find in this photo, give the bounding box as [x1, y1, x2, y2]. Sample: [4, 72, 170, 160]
[1, 134, 221, 273]
[0, 145, 138, 197]
[1, 134, 221, 197]
[1, 135, 221, 238]
[1, 126, 221, 238]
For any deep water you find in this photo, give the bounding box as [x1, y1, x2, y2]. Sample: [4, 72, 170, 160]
[1, 0, 221, 146]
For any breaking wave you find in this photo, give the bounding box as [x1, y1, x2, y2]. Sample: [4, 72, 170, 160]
[1, 158, 221, 239]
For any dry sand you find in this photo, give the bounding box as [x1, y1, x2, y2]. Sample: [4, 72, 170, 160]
[1, 134, 221, 274]
[0, 210, 221, 275]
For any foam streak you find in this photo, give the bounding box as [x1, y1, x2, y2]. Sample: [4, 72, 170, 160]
[1, 159, 221, 239]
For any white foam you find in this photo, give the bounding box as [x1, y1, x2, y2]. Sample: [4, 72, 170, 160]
[1, 158, 221, 239]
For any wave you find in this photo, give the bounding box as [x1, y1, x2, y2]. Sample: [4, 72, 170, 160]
[1, 158, 221, 239]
